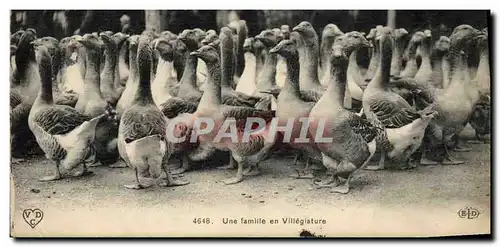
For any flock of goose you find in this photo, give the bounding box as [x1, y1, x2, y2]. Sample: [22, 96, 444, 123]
[10, 18, 490, 194]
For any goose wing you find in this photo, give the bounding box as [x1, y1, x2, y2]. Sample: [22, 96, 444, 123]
[160, 97, 198, 119]
[299, 90, 322, 102]
[368, 98, 421, 128]
[222, 106, 275, 131]
[222, 91, 260, 107]
[346, 113, 380, 143]
[10, 91, 22, 109]
[120, 108, 166, 142]
[34, 105, 91, 135]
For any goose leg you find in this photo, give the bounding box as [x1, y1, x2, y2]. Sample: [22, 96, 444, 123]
[289, 156, 315, 179]
[72, 163, 94, 177]
[313, 173, 340, 188]
[420, 148, 439, 165]
[124, 168, 150, 189]
[330, 173, 353, 194]
[442, 142, 464, 165]
[39, 162, 62, 181]
[11, 157, 26, 165]
[159, 156, 190, 187]
[171, 154, 190, 175]
[108, 161, 128, 168]
[217, 151, 237, 170]
[451, 135, 472, 152]
[364, 150, 386, 171]
[222, 158, 244, 185]
[243, 162, 261, 176]
[467, 133, 486, 144]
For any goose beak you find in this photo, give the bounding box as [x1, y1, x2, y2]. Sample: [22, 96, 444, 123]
[255, 35, 263, 41]
[190, 51, 200, 56]
[269, 46, 279, 54]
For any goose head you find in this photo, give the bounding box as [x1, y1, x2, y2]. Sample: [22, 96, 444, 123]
[243, 37, 254, 53]
[269, 39, 297, 58]
[344, 31, 371, 51]
[281, 25, 291, 40]
[32, 37, 60, 59]
[10, 44, 17, 57]
[160, 30, 177, 40]
[75, 33, 103, 52]
[190, 44, 219, 64]
[435, 36, 451, 52]
[292, 21, 316, 39]
[365, 28, 377, 41]
[120, 14, 130, 27]
[142, 30, 160, 40]
[201, 31, 219, 45]
[153, 37, 175, 62]
[178, 29, 200, 50]
[272, 28, 284, 43]
[376, 27, 394, 59]
[330, 44, 348, 67]
[322, 23, 344, 42]
[137, 35, 153, 72]
[17, 28, 37, 60]
[255, 29, 279, 48]
[128, 35, 141, 51]
[450, 24, 483, 49]
[32, 39, 52, 67]
[11, 29, 25, 46]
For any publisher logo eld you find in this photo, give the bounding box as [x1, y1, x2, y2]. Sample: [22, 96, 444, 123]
[457, 207, 480, 219]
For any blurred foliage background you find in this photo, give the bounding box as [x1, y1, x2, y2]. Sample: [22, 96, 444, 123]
[11, 10, 489, 40]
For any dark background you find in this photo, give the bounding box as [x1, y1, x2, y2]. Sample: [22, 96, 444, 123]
[10, 10, 490, 40]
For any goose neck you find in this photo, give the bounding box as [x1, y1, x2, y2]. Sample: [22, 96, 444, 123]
[282, 54, 301, 96]
[198, 60, 222, 109]
[256, 48, 277, 89]
[325, 61, 347, 106]
[179, 55, 198, 87]
[38, 59, 53, 104]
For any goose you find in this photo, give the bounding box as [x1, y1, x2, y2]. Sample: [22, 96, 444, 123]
[333, 32, 371, 111]
[176, 29, 204, 102]
[361, 27, 439, 170]
[364, 25, 383, 81]
[468, 30, 490, 143]
[228, 20, 248, 82]
[28, 41, 114, 181]
[292, 21, 326, 95]
[428, 36, 451, 89]
[252, 29, 283, 110]
[99, 32, 129, 106]
[118, 37, 130, 87]
[190, 43, 278, 185]
[400, 31, 425, 78]
[387, 25, 484, 165]
[219, 27, 263, 108]
[319, 24, 344, 87]
[309, 44, 380, 194]
[151, 37, 179, 107]
[72, 33, 120, 167]
[413, 30, 434, 86]
[235, 37, 263, 96]
[58, 35, 86, 99]
[10, 29, 42, 164]
[268, 37, 324, 179]
[390, 28, 409, 78]
[276, 25, 291, 88]
[116, 35, 140, 118]
[117, 35, 189, 189]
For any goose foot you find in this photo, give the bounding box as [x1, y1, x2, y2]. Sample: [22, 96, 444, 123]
[217, 155, 237, 170]
[420, 158, 439, 166]
[170, 155, 190, 175]
[87, 161, 102, 167]
[159, 177, 190, 187]
[363, 165, 385, 171]
[124, 183, 148, 190]
[221, 175, 243, 185]
[330, 184, 350, 194]
[453, 145, 472, 152]
[39, 174, 62, 181]
[243, 166, 261, 176]
[442, 156, 464, 165]
[11, 158, 25, 165]
[466, 140, 484, 144]
[109, 162, 127, 168]
[313, 175, 339, 188]
[72, 168, 94, 177]
[289, 169, 315, 179]
[39, 164, 62, 181]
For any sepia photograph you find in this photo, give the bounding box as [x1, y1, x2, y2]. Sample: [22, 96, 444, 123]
[8, 5, 492, 238]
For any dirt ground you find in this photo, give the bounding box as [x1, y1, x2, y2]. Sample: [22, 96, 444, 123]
[10, 124, 491, 237]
